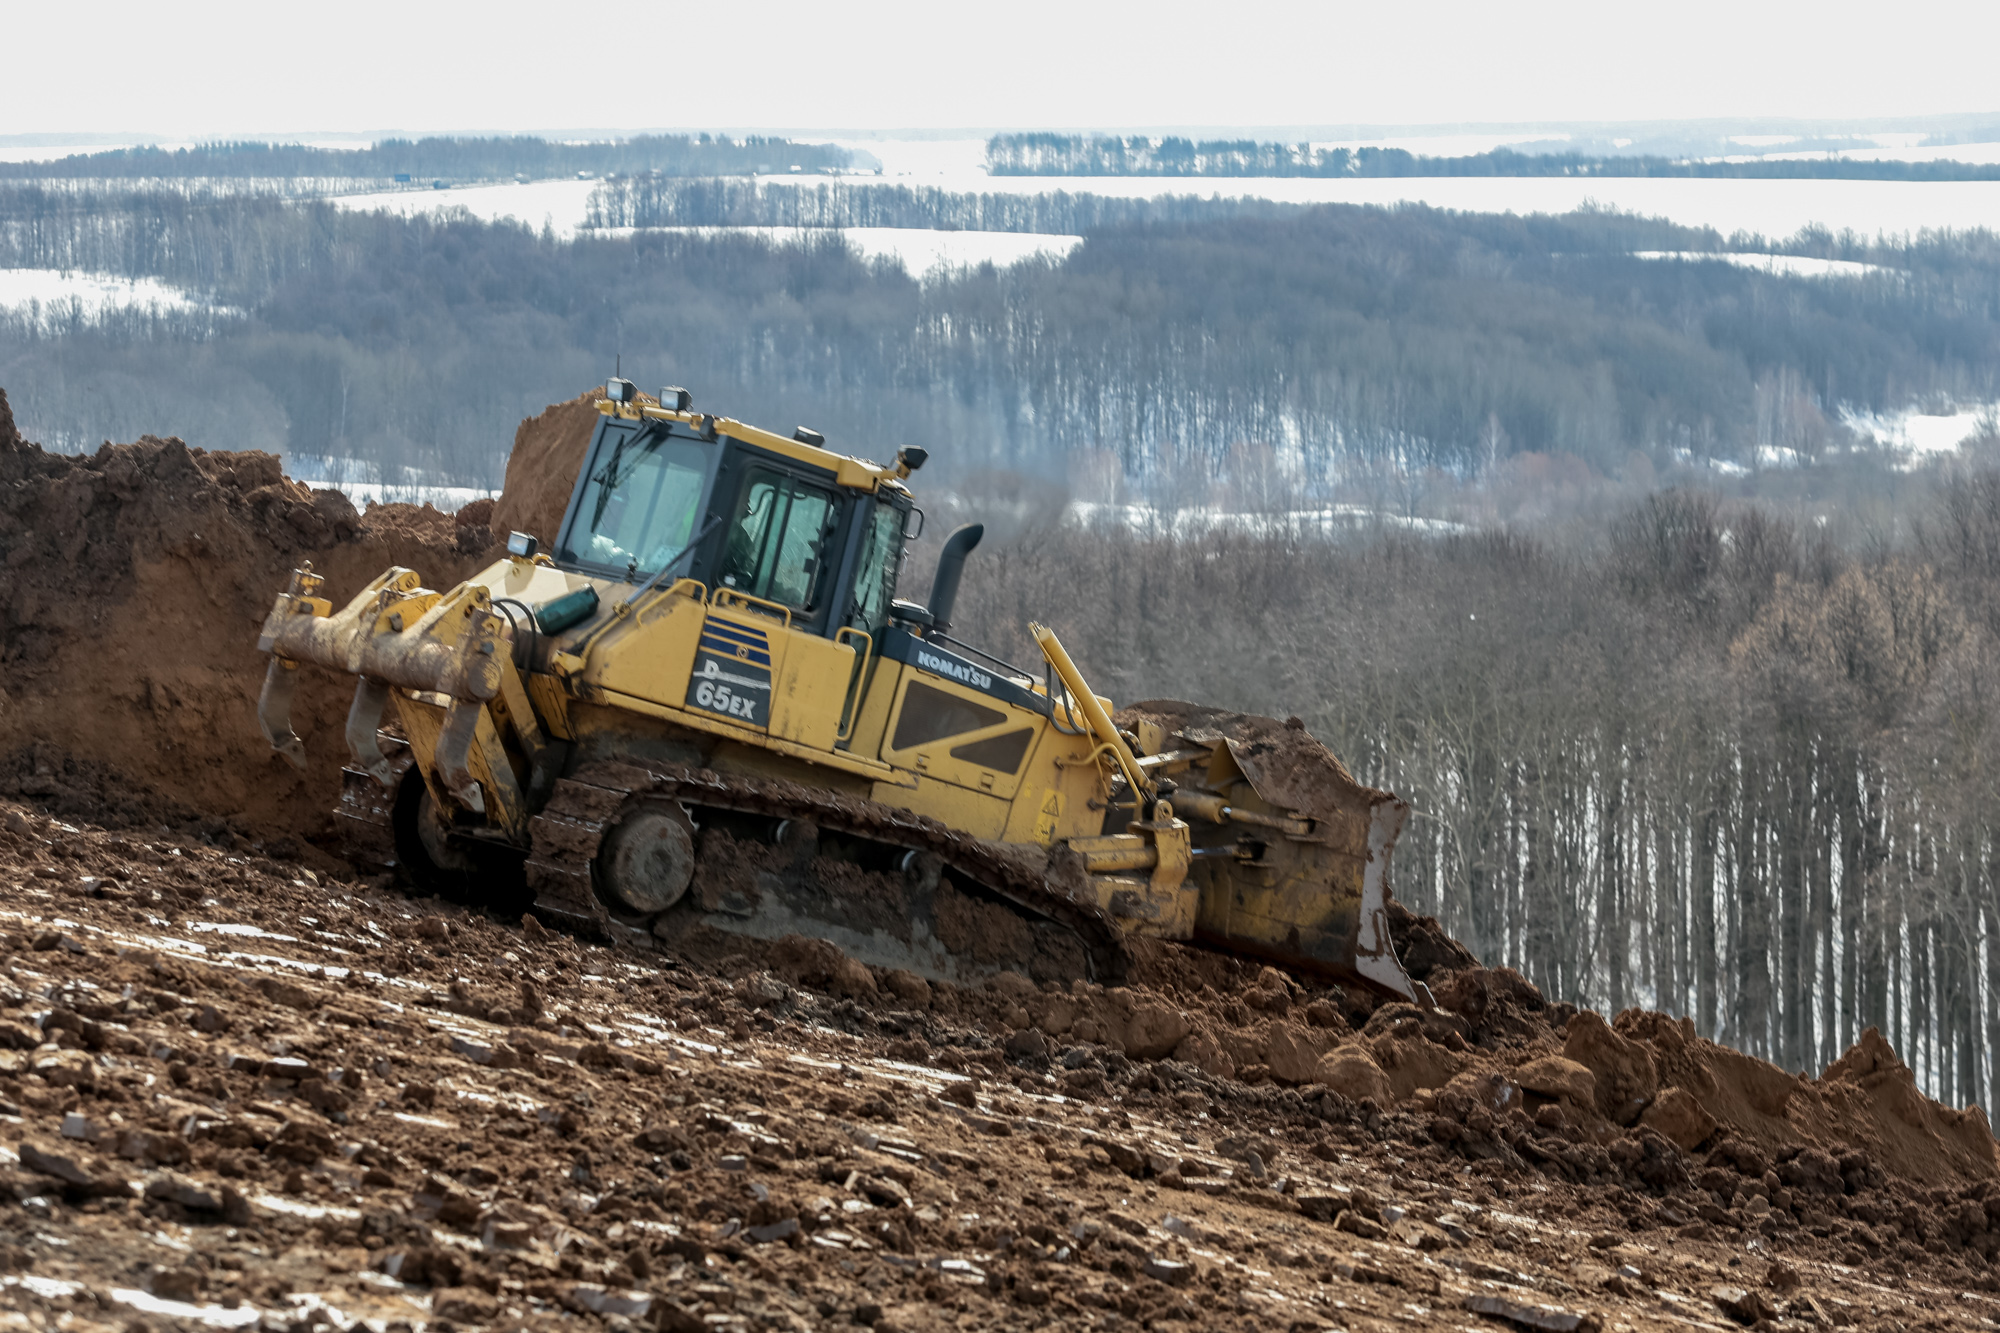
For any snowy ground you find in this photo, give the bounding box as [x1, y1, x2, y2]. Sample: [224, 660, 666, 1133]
[1066, 499, 1466, 537]
[0, 267, 219, 318]
[1631, 251, 1885, 280]
[331, 180, 1084, 272]
[1843, 403, 2000, 459]
[328, 178, 601, 234]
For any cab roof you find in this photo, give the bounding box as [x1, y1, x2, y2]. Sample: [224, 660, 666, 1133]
[597, 399, 915, 496]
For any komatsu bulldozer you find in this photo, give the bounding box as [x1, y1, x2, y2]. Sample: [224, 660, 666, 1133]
[256, 379, 1422, 1000]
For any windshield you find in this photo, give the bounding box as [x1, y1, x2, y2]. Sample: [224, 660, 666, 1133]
[559, 426, 710, 574]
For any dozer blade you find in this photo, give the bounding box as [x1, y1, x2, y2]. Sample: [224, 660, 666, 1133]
[1115, 700, 1424, 1003]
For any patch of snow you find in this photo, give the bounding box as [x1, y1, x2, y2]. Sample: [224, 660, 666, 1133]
[109, 1290, 263, 1328]
[1631, 251, 1884, 280]
[1067, 501, 1465, 537]
[251, 1194, 360, 1221]
[330, 178, 601, 237]
[1843, 402, 2000, 459]
[343, 483, 495, 510]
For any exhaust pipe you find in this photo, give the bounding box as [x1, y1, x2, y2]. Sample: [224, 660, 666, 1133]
[927, 523, 983, 635]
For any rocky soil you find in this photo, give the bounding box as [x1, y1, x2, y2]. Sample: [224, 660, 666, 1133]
[3, 802, 2000, 1333]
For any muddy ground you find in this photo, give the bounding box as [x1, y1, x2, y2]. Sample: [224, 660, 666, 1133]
[4, 803, 2000, 1333]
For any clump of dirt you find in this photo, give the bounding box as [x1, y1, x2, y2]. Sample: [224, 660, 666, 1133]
[487, 388, 611, 551]
[0, 386, 497, 843]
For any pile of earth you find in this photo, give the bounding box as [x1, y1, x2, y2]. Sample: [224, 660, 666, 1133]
[0, 387, 498, 849]
[488, 388, 617, 553]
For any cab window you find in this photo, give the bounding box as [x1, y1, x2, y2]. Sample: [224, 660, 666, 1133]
[720, 468, 838, 611]
[847, 500, 904, 632]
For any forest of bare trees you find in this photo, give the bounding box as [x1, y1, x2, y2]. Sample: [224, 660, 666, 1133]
[985, 133, 2000, 181]
[6, 185, 2000, 490]
[937, 467, 2000, 1110]
[0, 135, 850, 182]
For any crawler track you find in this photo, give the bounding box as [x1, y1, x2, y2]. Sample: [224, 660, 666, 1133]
[335, 743, 1128, 984]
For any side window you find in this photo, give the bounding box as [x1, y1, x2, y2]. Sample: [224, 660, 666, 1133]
[847, 500, 904, 632]
[719, 468, 837, 611]
[891, 680, 1004, 750]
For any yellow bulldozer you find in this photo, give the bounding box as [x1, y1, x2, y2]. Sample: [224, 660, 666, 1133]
[256, 379, 1423, 1000]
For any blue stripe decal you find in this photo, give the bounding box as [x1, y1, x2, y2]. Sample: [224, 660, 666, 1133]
[699, 634, 771, 667]
[702, 620, 770, 648]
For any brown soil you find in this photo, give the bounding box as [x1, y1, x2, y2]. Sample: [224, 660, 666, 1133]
[3, 802, 1998, 1333]
[5, 383, 2000, 1331]
[0, 389, 499, 852]
[488, 389, 612, 553]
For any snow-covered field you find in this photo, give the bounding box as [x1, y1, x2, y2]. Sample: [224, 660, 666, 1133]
[332, 180, 1085, 273]
[319, 168, 2000, 276]
[0, 267, 218, 317]
[330, 178, 601, 234]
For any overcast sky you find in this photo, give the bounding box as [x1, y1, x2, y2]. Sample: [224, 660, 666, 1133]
[10, 0, 1999, 138]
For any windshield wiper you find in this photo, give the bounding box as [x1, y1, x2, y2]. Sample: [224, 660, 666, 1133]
[589, 422, 666, 530]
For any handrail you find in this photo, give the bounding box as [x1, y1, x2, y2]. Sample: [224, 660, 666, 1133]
[709, 586, 794, 627]
[833, 626, 873, 743]
[927, 630, 1037, 685]
[1029, 623, 1153, 803]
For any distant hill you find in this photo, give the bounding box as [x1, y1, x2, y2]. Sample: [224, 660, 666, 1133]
[0, 134, 852, 182]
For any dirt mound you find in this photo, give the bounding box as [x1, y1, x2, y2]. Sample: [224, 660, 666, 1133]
[0, 388, 496, 843]
[487, 388, 609, 551]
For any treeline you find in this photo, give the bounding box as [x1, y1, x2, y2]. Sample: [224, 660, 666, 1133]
[5, 189, 2000, 490]
[945, 477, 2000, 1110]
[584, 176, 1304, 233]
[0, 134, 852, 182]
[986, 133, 2000, 181]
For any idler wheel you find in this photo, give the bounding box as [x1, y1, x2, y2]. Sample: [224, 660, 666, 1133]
[596, 800, 698, 916]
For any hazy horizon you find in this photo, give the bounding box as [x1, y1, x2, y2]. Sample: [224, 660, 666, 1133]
[13, 0, 2000, 138]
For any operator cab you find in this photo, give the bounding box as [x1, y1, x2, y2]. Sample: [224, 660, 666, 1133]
[550, 384, 921, 642]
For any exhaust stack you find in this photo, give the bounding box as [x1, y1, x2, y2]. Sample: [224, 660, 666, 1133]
[927, 523, 983, 634]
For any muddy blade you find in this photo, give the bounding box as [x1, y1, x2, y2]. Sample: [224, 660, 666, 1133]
[526, 762, 1129, 986]
[1116, 700, 1424, 1003]
[332, 738, 413, 872]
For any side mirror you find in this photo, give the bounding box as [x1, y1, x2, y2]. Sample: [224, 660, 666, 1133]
[903, 508, 925, 540]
